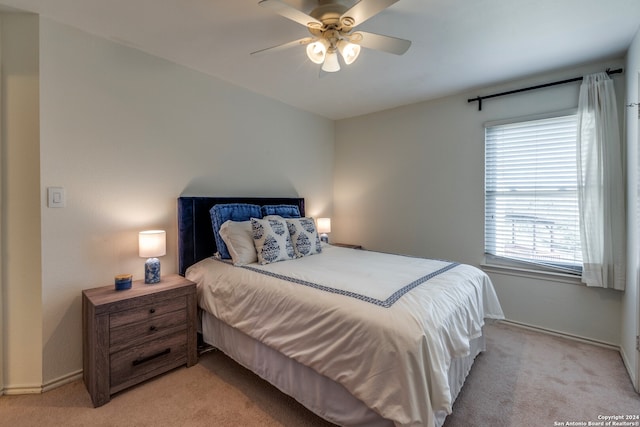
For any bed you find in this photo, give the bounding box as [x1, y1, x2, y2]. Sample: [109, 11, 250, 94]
[177, 196, 504, 427]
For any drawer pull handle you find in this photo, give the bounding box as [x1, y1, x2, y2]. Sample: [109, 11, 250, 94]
[132, 348, 170, 367]
[149, 308, 156, 314]
[149, 325, 157, 332]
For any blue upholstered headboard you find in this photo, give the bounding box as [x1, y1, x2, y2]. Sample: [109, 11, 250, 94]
[177, 196, 306, 275]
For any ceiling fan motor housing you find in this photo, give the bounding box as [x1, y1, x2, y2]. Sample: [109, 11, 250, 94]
[309, 2, 354, 31]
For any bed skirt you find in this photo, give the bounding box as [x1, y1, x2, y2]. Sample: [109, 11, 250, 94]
[200, 310, 485, 427]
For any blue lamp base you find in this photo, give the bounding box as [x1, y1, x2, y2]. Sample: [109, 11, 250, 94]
[320, 233, 329, 243]
[145, 258, 161, 284]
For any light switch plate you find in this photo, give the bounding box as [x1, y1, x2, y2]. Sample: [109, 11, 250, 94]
[48, 187, 66, 208]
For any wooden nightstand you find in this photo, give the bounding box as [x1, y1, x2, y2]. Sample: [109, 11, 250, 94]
[82, 274, 197, 407]
[332, 243, 363, 249]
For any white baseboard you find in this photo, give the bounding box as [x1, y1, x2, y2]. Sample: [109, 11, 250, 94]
[2, 384, 44, 395]
[42, 370, 83, 393]
[619, 345, 639, 392]
[2, 370, 83, 395]
[500, 319, 619, 351]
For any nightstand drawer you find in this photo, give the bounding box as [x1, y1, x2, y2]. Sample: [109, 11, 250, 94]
[109, 310, 187, 352]
[110, 297, 186, 329]
[110, 331, 187, 393]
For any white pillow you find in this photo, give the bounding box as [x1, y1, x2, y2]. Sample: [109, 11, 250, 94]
[219, 220, 257, 266]
[251, 217, 295, 264]
[286, 217, 322, 258]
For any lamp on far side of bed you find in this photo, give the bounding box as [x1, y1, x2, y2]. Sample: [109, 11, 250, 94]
[317, 218, 331, 243]
[139, 230, 166, 284]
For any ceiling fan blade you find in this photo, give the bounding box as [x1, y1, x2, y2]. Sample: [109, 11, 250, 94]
[250, 37, 314, 56]
[259, 0, 322, 28]
[341, 0, 400, 27]
[350, 31, 411, 55]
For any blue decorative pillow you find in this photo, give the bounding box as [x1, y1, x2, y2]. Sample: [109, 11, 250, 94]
[251, 217, 295, 264]
[210, 203, 262, 259]
[261, 204, 301, 218]
[287, 217, 322, 258]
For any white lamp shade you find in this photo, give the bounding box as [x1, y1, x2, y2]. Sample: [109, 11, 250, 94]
[317, 218, 331, 234]
[321, 50, 340, 72]
[306, 40, 327, 64]
[337, 40, 361, 65]
[139, 230, 166, 258]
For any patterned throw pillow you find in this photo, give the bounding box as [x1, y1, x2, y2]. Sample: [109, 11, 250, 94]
[251, 217, 295, 264]
[286, 217, 322, 258]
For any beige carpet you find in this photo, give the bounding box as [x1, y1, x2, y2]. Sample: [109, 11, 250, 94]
[1, 322, 638, 426]
[443, 323, 639, 427]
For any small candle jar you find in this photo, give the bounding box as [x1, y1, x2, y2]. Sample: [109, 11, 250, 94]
[114, 274, 133, 291]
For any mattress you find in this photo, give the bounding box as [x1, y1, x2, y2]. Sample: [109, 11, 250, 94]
[186, 245, 504, 427]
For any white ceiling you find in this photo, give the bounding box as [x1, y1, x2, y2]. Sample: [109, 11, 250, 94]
[1, 0, 639, 120]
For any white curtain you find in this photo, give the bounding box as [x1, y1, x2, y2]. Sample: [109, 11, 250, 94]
[576, 72, 626, 290]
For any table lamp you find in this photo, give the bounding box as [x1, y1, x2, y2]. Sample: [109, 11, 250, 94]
[139, 230, 166, 284]
[317, 218, 331, 243]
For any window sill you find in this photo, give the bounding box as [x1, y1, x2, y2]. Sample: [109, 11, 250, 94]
[480, 263, 583, 286]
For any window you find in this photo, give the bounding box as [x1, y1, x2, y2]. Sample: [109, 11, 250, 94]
[484, 113, 582, 274]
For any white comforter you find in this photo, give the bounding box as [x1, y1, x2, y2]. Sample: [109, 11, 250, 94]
[186, 245, 504, 427]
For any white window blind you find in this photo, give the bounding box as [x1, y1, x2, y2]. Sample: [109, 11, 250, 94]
[485, 113, 582, 274]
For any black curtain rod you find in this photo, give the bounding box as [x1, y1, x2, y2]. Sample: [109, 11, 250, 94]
[467, 68, 623, 111]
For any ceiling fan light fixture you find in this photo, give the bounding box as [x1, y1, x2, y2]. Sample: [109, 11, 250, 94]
[306, 40, 327, 64]
[337, 39, 361, 65]
[322, 50, 341, 72]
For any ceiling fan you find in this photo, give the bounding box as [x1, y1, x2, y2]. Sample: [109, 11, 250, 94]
[251, 0, 411, 73]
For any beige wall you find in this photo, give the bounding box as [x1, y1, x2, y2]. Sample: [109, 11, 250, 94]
[1, 13, 42, 393]
[622, 25, 640, 391]
[1, 16, 334, 389]
[334, 59, 627, 346]
[1, 15, 3, 396]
